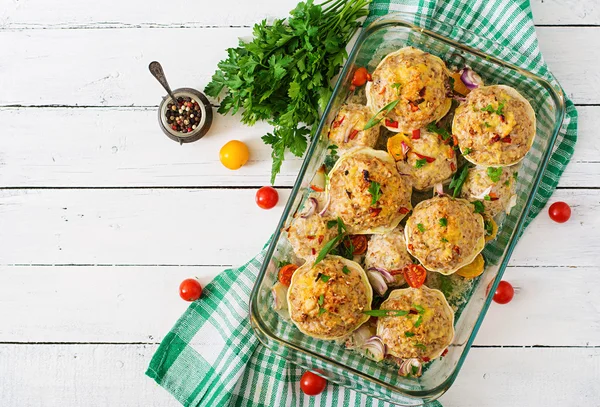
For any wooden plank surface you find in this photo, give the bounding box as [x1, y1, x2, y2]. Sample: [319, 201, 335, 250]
[0, 27, 598, 107]
[1, 265, 598, 346]
[0, 188, 596, 267]
[1, 344, 598, 407]
[0, 106, 595, 188]
[1, 0, 598, 28]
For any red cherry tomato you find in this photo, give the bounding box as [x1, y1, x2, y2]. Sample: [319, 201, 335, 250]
[351, 67, 370, 87]
[300, 371, 327, 396]
[179, 278, 202, 301]
[548, 201, 571, 223]
[256, 186, 279, 209]
[493, 281, 514, 304]
[402, 264, 427, 289]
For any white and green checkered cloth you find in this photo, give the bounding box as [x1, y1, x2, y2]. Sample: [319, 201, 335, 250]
[146, 1, 578, 406]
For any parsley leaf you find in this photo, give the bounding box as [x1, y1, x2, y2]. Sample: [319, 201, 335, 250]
[363, 309, 409, 317]
[415, 158, 427, 168]
[426, 122, 451, 141]
[480, 104, 495, 113]
[413, 304, 426, 314]
[342, 266, 351, 275]
[449, 165, 469, 197]
[320, 274, 330, 283]
[404, 331, 415, 337]
[487, 167, 503, 182]
[205, 0, 369, 183]
[318, 294, 324, 306]
[364, 99, 400, 130]
[439, 218, 448, 227]
[483, 122, 492, 128]
[484, 195, 491, 201]
[472, 201, 485, 214]
[463, 148, 472, 155]
[441, 237, 449, 243]
[414, 342, 427, 350]
[414, 315, 423, 328]
[368, 181, 382, 206]
[318, 307, 327, 316]
[417, 223, 426, 232]
[484, 220, 494, 236]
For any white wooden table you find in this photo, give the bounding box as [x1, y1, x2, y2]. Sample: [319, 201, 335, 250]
[1, 1, 598, 405]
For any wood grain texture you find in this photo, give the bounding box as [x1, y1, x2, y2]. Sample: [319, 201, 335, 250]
[0, 105, 594, 188]
[1, 265, 598, 346]
[0, 188, 596, 267]
[1, 344, 598, 407]
[1, 0, 597, 28]
[0, 27, 598, 106]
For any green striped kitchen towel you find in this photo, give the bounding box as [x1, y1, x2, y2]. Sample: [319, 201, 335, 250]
[146, 1, 577, 406]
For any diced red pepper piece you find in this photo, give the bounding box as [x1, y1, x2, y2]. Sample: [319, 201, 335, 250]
[306, 235, 316, 240]
[414, 152, 436, 163]
[447, 148, 455, 159]
[409, 102, 419, 112]
[441, 348, 449, 357]
[450, 162, 456, 172]
[399, 207, 410, 214]
[311, 248, 316, 255]
[318, 235, 324, 244]
[490, 134, 501, 143]
[408, 244, 414, 251]
[453, 245, 461, 255]
[333, 115, 345, 129]
[489, 192, 500, 201]
[349, 129, 359, 140]
[369, 207, 383, 217]
[422, 357, 431, 362]
[412, 129, 421, 139]
[385, 119, 398, 128]
[501, 135, 512, 143]
[452, 135, 459, 147]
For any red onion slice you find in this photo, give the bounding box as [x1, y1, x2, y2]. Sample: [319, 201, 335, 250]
[346, 324, 373, 349]
[401, 141, 410, 156]
[434, 182, 445, 197]
[318, 193, 331, 216]
[459, 67, 483, 90]
[368, 267, 395, 284]
[301, 197, 318, 218]
[271, 282, 289, 311]
[362, 336, 386, 362]
[472, 185, 493, 200]
[367, 270, 388, 296]
[398, 358, 422, 377]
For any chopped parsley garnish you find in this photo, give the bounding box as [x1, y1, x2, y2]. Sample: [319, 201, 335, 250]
[483, 122, 492, 128]
[318, 307, 327, 316]
[415, 158, 427, 168]
[314, 218, 347, 266]
[413, 304, 426, 314]
[417, 223, 426, 232]
[363, 309, 409, 317]
[504, 179, 511, 186]
[484, 220, 494, 236]
[391, 82, 402, 94]
[277, 260, 290, 268]
[324, 144, 340, 172]
[487, 167, 503, 182]
[481, 101, 505, 115]
[404, 331, 415, 338]
[411, 365, 419, 375]
[342, 266, 351, 275]
[481, 104, 495, 113]
[439, 218, 448, 227]
[320, 274, 330, 283]
[441, 237, 449, 243]
[364, 99, 400, 130]
[318, 294, 324, 306]
[449, 165, 469, 197]
[513, 172, 519, 180]
[426, 122, 452, 141]
[463, 148, 472, 155]
[414, 342, 427, 350]
[496, 101, 505, 115]
[484, 195, 491, 201]
[472, 201, 485, 214]
[414, 315, 423, 328]
[368, 180, 382, 206]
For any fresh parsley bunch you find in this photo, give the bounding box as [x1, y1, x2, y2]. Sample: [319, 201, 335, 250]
[205, 0, 370, 183]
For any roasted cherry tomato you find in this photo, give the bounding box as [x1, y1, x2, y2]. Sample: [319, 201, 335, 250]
[493, 281, 514, 304]
[278, 264, 298, 287]
[300, 371, 327, 396]
[402, 264, 427, 288]
[219, 140, 250, 170]
[548, 201, 571, 223]
[179, 278, 202, 301]
[256, 186, 279, 209]
[344, 235, 368, 255]
[351, 67, 370, 87]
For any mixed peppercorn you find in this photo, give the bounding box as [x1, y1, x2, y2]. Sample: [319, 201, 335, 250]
[165, 96, 202, 134]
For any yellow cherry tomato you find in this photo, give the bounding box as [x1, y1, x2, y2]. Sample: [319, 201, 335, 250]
[450, 71, 471, 96]
[456, 254, 485, 279]
[219, 140, 250, 170]
[386, 133, 412, 161]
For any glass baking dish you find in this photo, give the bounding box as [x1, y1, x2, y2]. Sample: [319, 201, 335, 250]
[249, 12, 565, 405]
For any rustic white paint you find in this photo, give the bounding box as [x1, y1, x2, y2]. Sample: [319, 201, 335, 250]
[0, 188, 596, 267]
[0, 106, 596, 188]
[1, 265, 598, 346]
[0, 0, 597, 28]
[0, 27, 598, 106]
[1, 345, 598, 407]
[0, 0, 597, 406]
